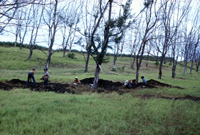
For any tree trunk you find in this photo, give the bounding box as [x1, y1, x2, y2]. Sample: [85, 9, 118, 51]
[84, 51, 90, 72]
[46, 53, 52, 69]
[190, 60, 194, 74]
[112, 50, 118, 71]
[14, 33, 18, 47]
[196, 61, 200, 72]
[131, 53, 136, 69]
[158, 55, 164, 79]
[28, 48, 33, 60]
[169, 58, 172, 65]
[112, 56, 117, 71]
[172, 57, 176, 78]
[156, 52, 159, 64]
[184, 59, 187, 76]
[146, 53, 149, 67]
[93, 65, 100, 90]
[63, 46, 67, 57]
[164, 57, 166, 64]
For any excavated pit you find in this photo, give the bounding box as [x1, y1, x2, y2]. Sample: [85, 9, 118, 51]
[0, 78, 199, 102]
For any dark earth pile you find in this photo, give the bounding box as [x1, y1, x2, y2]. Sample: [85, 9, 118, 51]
[0, 78, 199, 102]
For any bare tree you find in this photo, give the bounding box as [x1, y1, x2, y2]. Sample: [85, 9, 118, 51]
[195, 50, 200, 72]
[43, 0, 60, 69]
[60, 1, 82, 57]
[135, 0, 161, 82]
[183, 4, 199, 76]
[145, 41, 152, 67]
[18, 6, 32, 50]
[189, 29, 200, 74]
[28, 3, 45, 60]
[0, 0, 42, 34]
[157, 0, 191, 79]
[112, 35, 125, 71]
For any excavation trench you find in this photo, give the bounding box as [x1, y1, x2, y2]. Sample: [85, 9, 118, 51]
[0, 78, 199, 102]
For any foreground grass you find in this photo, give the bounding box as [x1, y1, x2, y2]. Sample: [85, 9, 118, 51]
[0, 89, 200, 135]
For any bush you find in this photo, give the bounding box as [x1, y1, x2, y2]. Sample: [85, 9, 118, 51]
[67, 53, 76, 59]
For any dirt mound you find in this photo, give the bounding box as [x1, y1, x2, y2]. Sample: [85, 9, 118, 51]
[147, 79, 183, 89]
[81, 77, 123, 91]
[8, 79, 26, 84]
[0, 82, 13, 90]
[147, 79, 173, 87]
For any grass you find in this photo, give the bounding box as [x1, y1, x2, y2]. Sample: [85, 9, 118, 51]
[0, 89, 200, 135]
[0, 46, 200, 134]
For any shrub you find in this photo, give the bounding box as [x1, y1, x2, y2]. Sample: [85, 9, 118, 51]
[67, 53, 76, 59]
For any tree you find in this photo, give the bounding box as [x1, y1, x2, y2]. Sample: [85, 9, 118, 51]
[195, 50, 200, 72]
[28, 3, 45, 60]
[87, 0, 132, 89]
[112, 33, 125, 71]
[157, 0, 191, 79]
[135, 0, 161, 82]
[60, 1, 82, 57]
[43, 0, 60, 69]
[18, 6, 32, 50]
[0, 0, 41, 34]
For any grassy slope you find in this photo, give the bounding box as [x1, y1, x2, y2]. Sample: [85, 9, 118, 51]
[0, 46, 200, 134]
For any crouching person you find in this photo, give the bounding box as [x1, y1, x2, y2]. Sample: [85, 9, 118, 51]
[42, 68, 50, 86]
[72, 77, 81, 85]
[26, 69, 37, 87]
[124, 80, 132, 87]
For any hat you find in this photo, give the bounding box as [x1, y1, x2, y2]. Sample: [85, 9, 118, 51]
[75, 76, 78, 78]
[44, 68, 48, 71]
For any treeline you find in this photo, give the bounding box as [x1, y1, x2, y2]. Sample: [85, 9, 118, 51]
[0, 41, 48, 50]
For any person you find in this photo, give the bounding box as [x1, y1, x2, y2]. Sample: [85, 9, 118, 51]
[26, 69, 37, 87]
[72, 77, 81, 85]
[41, 68, 50, 86]
[124, 80, 132, 87]
[140, 76, 147, 84]
[131, 79, 137, 86]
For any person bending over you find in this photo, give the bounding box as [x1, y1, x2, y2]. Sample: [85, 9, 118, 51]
[26, 69, 37, 87]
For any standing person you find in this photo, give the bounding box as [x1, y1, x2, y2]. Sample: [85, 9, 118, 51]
[26, 69, 37, 87]
[42, 68, 50, 86]
[72, 77, 81, 85]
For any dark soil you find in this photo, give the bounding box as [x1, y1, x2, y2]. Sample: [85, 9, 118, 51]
[0, 78, 199, 102]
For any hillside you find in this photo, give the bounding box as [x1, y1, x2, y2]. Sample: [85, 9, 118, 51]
[0, 46, 199, 88]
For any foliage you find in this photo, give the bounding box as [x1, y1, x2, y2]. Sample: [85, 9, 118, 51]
[0, 41, 48, 50]
[67, 53, 76, 59]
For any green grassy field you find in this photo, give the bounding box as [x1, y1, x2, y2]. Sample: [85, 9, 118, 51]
[0, 46, 200, 134]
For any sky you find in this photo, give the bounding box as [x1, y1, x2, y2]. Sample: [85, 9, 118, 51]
[0, 0, 142, 52]
[0, 0, 198, 56]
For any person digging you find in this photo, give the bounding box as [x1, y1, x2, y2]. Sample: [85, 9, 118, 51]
[26, 69, 37, 87]
[40, 68, 50, 86]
